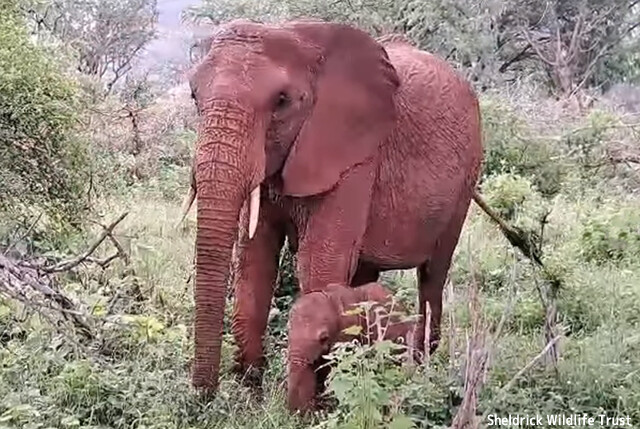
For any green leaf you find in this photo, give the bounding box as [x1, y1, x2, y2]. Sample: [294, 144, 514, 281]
[389, 414, 415, 429]
[328, 378, 351, 401]
[341, 325, 363, 336]
[343, 306, 364, 316]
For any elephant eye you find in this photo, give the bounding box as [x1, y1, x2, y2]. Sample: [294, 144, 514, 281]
[318, 330, 330, 345]
[274, 91, 290, 110]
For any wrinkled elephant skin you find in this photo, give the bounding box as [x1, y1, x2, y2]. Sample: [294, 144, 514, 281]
[186, 20, 483, 395]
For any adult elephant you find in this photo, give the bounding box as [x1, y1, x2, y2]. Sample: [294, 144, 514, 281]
[184, 19, 484, 395]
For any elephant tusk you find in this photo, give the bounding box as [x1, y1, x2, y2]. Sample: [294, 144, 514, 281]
[248, 185, 260, 240]
[176, 185, 196, 229]
[175, 157, 197, 229]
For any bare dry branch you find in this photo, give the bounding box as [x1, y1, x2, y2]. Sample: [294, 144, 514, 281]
[0, 212, 131, 341]
[43, 212, 128, 273]
[473, 191, 543, 266]
[86, 252, 121, 268]
[565, 13, 583, 63]
[91, 217, 131, 266]
[3, 212, 43, 256]
[446, 279, 457, 379]
[0, 255, 94, 339]
[423, 301, 432, 370]
[499, 335, 562, 395]
[451, 237, 490, 429]
[521, 27, 558, 66]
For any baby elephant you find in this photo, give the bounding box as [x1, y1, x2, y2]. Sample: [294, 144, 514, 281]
[287, 282, 421, 413]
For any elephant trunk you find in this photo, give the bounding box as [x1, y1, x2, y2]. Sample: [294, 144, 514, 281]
[191, 100, 262, 394]
[287, 359, 318, 413]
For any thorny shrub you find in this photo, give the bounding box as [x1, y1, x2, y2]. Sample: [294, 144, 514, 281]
[0, 0, 87, 228]
[480, 97, 566, 197]
[579, 204, 640, 264]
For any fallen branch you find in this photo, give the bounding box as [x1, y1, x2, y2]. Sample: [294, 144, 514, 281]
[90, 216, 131, 267]
[0, 254, 94, 339]
[0, 212, 130, 340]
[44, 212, 128, 272]
[86, 252, 121, 268]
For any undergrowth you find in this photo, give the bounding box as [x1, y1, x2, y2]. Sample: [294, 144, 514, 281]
[2, 92, 640, 428]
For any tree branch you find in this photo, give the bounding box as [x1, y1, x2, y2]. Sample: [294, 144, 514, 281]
[499, 335, 562, 395]
[499, 44, 533, 73]
[0, 255, 94, 339]
[3, 213, 43, 256]
[43, 212, 128, 273]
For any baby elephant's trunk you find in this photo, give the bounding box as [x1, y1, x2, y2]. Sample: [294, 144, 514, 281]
[287, 360, 317, 413]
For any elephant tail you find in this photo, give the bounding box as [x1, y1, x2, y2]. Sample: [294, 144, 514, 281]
[472, 191, 543, 267]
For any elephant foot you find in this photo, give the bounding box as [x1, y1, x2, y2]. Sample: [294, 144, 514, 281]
[412, 329, 441, 361]
[314, 395, 338, 413]
[188, 358, 220, 401]
[429, 338, 441, 354]
[233, 360, 266, 397]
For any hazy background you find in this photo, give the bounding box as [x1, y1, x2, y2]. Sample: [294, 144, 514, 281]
[140, 0, 204, 80]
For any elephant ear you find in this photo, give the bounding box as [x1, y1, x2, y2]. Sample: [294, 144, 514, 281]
[281, 22, 400, 197]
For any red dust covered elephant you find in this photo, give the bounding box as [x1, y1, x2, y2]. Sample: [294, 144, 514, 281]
[181, 19, 484, 395]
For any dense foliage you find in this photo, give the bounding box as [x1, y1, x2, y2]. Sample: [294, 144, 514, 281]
[0, 1, 86, 226]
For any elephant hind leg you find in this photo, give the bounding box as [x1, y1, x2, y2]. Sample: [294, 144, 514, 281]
[417, 199, 471, 355]
[417, 261, 444, 355]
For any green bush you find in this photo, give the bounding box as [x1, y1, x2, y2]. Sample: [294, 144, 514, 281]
[480, 97, 566, 197]
[482, 173, 550, 235]
[323, 340, 411, 428]
[580, 205, 640, 264]
[380, 270, 418, 310]
[0, 1, 87, 227]
[323, 339, 447, 429]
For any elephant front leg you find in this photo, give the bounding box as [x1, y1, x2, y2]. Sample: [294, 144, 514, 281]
[231, 197, 285, 388]
[295, 160, 375, 293]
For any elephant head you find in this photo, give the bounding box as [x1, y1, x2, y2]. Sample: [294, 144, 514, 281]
[287, 282, 420, 413]
[187, 20, 400, 394]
